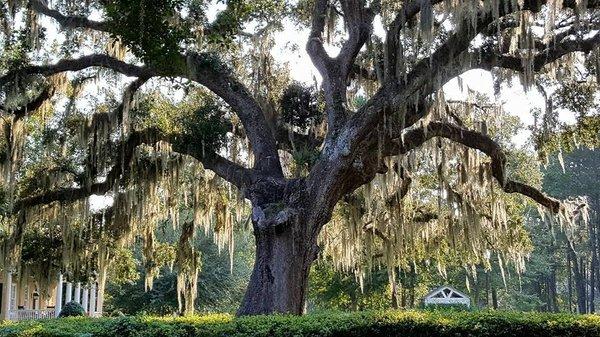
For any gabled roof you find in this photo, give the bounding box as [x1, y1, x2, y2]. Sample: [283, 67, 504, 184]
[423, 285, 469, 300]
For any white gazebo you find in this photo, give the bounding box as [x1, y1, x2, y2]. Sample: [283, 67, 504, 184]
[423, 286, 470, 308]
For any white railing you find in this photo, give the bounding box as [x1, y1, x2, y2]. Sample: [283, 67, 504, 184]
[7, 309, 102, 321]
[8, 309, 56, 321]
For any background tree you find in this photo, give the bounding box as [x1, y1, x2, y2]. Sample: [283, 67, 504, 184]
[0, 0, 598, 316]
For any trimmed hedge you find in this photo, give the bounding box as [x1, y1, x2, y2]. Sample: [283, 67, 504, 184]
[1, 310, 600, 337]
[58, 302, 85, 318]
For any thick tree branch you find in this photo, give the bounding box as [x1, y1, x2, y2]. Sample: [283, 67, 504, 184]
[306, 0, 331, 77]
[185, 53, 283, 177]
[388, 122, 562, 213]
[14, 127, 255, 211]
[477, 32, 600, 72]
[0, 54, 154, 87]
[337, 0, 375, 80]
[29, 0, 110, 32]
[307, 0, 375, 140]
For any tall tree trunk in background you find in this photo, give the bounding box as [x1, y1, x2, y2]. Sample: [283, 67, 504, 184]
[534, 280, 544, 311]
[485, 271, 491, 308]
[472, 270, 480, 309]
[590, 213, 598, 313]
[568, 251, 573, 313]
[568, 245, 588, 313]
[491, 287, 498, 309]
[548, 268, 558, 312]
[596, 218, 600, 306]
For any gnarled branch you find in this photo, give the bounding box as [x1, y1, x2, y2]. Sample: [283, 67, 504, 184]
[29, 0, 110, 32]
[388, 122, 561, 212]
[0, 54, 154, 87]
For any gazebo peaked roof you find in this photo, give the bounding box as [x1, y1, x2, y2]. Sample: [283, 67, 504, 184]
[424, 286, 469, 300]
[423, 286, 471, 307]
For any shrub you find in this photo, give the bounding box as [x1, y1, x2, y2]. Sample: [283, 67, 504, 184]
[58, 302, 85, 318]
[2, 310, 600, 337]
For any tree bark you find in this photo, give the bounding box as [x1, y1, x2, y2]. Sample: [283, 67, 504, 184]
[237, 214, 317, 315]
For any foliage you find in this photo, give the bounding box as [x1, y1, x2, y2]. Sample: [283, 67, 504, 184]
[279, 82, 322, 129]
[131, 90, 229, 155]
[102, 0, 190, 71]
[58, 302, 85, 318]
[3, 311, 600, 337]
[108, 248, 140, 286]
[105, 228, 253, 315]
[308, 262, 391, 311]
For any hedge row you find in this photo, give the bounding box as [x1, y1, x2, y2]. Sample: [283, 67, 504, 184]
[2, 310, 600, 337]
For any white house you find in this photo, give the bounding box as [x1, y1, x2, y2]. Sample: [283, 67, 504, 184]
[423, 286, 470, 308]
[0, 270, 103, 321]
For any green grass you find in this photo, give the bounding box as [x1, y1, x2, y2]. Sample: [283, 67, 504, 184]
[1, 310, 600, 337]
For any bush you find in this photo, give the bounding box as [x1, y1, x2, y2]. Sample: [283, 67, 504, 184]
[58, 302, 85, 318]
[2, 310, 600, 337]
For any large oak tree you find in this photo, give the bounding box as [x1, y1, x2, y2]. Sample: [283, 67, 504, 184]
[0, 0, 599, 315]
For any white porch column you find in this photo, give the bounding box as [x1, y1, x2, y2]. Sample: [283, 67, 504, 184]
[74, 282, 81, 303]
[1, 270, 12, 320]
[89, 283, 96, 315]
[65, 282, 72, 303]
[55, 273, 63, 318]
[81, 286, 89, 313]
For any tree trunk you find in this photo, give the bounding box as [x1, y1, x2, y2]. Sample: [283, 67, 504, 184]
[548, 268, 558, 312]
[237, 217, 317, 315]
[567, 251, 573, 313]
[590, 217, 597, 313]
[568, 245, 588, 313]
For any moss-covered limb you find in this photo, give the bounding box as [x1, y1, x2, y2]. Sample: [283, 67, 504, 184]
[85, 75, 151, 137]
[29, 0, 111, 32]
[383, 0, 446, 81]
[0, 85, 55, 120]
[11, 125, 257, 213]
[476, 32, 600, 73]
[387, 122, 561, 213]
[11, 127, 163, 211]
[0, 54, 154, 88]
